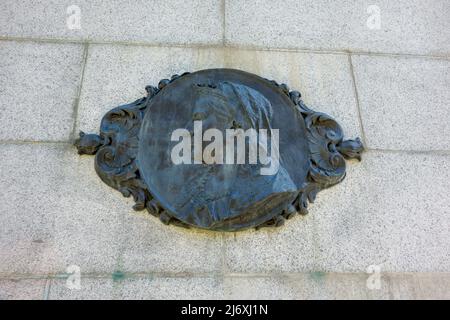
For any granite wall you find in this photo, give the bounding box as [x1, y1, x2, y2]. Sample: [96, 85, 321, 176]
[0, 0, 449, 299]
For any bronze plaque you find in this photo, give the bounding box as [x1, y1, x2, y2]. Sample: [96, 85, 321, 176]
[75, 69, 363, 231]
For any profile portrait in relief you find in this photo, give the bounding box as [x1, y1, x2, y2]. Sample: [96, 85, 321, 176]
[159, 81, 299, 229]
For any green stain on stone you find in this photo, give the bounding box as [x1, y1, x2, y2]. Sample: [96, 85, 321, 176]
[310, 271, 326, 281]
[112, 271, 125, 281]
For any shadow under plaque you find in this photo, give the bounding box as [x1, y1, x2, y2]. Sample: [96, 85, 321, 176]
[75, 69, 363, 232]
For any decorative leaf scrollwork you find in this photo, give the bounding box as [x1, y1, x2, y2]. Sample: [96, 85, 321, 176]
[290, 89, 364, 218]
[76, 97, 151, 211]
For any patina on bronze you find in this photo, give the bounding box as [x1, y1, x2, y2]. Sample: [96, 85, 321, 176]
[75, 69, 363, 231]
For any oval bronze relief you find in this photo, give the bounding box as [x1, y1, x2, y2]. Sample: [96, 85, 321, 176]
[75, 69, 363, 231]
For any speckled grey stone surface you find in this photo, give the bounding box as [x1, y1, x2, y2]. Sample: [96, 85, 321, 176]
[0, 41, 84, 141]
[118, 212, 222, 273]
[0, 0, 222, 45]
[49, 276, 223, 300]
[48, 277, 114, 300]
[352, 55, 450, 151]
[223, 218, 315, 273]
[0, 279, 47, 300]
[43, 273, 450, 299]
[311, 151, 450, 272]
[224, 273, 450, 300]
[0, 144, 127, 274]
[225, 0, 450, 55]
[223, 274, 389, 300]
[0, 144, 222, 275]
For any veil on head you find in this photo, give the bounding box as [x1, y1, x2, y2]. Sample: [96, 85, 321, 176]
[193, 81, 274, 130]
